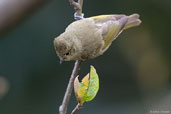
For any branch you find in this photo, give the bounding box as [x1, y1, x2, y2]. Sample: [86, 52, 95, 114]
[71, 103, 82, 114]
[59, 1, 84, 114]
[69, 0, 84, 19]
[59, 60, 82, 114]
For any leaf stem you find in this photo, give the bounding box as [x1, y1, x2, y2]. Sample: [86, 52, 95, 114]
[71, 103, 82, 114]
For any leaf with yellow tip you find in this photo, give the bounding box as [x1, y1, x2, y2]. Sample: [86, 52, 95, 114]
[82, 73, 89, 87]
[74, 65, 99, 104]
[74, 75, 89, 104]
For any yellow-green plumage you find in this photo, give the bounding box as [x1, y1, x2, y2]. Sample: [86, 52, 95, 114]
[54, 14, 141, 61]
[90, 14, 140, 49]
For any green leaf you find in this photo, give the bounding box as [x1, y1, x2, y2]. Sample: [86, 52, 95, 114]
[74, 66, 99, 104]
[84, 65, 99, 102]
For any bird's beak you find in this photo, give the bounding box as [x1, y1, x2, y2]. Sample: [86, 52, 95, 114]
[59, 58, 64, 64]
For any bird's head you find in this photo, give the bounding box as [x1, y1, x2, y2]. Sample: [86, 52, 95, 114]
[54, 34, 78, 63]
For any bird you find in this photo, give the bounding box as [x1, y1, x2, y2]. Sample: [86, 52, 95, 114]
[54, 14, 141, 63]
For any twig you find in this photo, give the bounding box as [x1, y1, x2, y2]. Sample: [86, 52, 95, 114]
[71, 103, 82, 114]
[69, 0, 84, 19]
[59, 60, 82, 114]
[59, 0, 84, 114]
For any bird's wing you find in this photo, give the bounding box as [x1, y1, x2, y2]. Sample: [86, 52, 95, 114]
[90, 15, 128, 49]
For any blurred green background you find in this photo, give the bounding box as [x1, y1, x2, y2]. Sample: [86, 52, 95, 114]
[0, 0, 171, 114]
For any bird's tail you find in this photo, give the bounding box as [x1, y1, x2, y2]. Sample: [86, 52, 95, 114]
[123, 14, 141, 30]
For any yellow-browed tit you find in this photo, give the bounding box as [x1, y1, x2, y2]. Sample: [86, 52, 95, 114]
[54, 14, 141, 63]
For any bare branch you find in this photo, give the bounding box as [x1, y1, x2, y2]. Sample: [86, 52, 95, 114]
[69, 0, 83, 17]
[77, 0, 83, 15]
[69, 0, 80, 10]
[78, 0, 83, 11]
[59, 60, 82, 114]
[71, 103, 82, 114]
[59, 1, 84, 114]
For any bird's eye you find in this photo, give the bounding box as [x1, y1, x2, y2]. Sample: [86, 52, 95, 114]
[65, 52, 70, 56]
